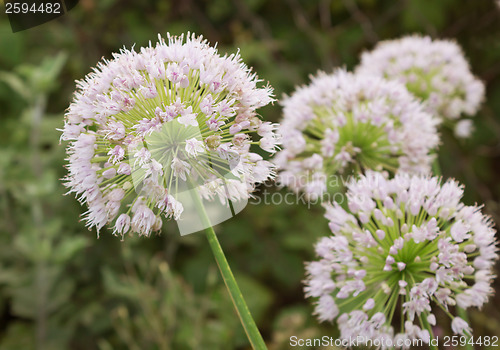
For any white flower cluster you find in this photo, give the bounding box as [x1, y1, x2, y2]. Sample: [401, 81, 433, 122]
[357, 35, 485, 138]
[304, 172, 497, 348]
[61, 33, 279, 237]
[274, 70, 438, 199]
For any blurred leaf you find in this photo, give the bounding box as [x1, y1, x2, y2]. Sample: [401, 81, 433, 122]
[102, 267, 140, 300]
[53, 236, 89, 263]
[17, 52, 67, 94]
[0, 71, 31, 100]
[235, 273, 274, 322]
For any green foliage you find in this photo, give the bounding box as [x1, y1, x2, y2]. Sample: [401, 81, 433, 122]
[1, 1, 500, 349]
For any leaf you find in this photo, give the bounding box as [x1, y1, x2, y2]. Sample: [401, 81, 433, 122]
[17, 52, 67, 94]
[0, 71, 31, 100]
[102, 267, 141, 300]
[53, 236, 89, 263]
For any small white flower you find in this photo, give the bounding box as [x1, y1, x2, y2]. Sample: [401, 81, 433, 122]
[107, 145, 125, 164]
[260, 135, 280, 153]
[206, 117, 224, 131]
[455, 119, 474, 138]
[117, 163, 131, 175]
[102, 168, 117, 179]
[185, 137, 205, 157]
[451, 317, 472, 336]
[114, 213, 131, 236]
[177, 107, 198, 127]
[134, 147, 151, 167]
[363, 298, 375, 310]
[131, 204, 156, 236]
[171, 157, 191, 181]
[106, 121, 126, 140]
[427, 314, 436, 326]
[107, 188, 125, 202]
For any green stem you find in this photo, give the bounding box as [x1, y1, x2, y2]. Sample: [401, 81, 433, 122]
[419, 314, 438, 350]
[457, 307, 474, 350]
[432, 156, 442, 176]
[189, 186, 267, 349]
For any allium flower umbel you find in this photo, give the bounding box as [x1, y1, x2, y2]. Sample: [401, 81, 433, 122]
[304, 172, 498, 348]
[61, 33, 278, 237]
[274, 70, 438, 199]
[356, 35, 485, 138]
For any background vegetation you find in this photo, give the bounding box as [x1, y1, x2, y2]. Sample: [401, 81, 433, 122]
[1, 0, 500, 349]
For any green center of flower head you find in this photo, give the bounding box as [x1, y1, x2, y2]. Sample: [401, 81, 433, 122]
[398, 68, 435, 101]
[397, 67, 467, 107]
[343, 206, 439, 312]
[307, 105, 402, 175]
[129, 121, 239, 197]
[92, 66, 244, 200]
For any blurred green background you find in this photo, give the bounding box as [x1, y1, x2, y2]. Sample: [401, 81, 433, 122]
[1, 0, 500, 349]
